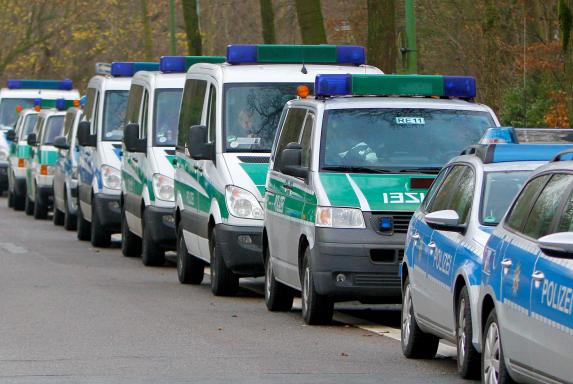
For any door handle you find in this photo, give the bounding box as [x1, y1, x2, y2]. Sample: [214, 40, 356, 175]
[283, 184, 292, 190]
[132, 158, 138, 163]
[532, 271, 545, 281]
[501, 259, 512, 268]
[428, 242, 436, 250]
[411, 233, 420, 240]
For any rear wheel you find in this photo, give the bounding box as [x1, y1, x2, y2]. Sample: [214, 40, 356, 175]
[63, 192, 77, 231]
[301, 248, 333, 325]
[482, 309, 515, 384]
[90, 198, 111, 247]
[210, 229, 239, 296]
[76, 198, 91, 241]
[33, 186, 47, 219]
[264, 246, 294, 311]
[176, 225, 204, 284]
[457, 286, 480, 379]
[121, 208, 141, 257]
[141, 210, 165, 266]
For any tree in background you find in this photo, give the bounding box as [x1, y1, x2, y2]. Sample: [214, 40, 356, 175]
[367, 0, 396, 73]
[295, 0, 327, 44]
[182, 0, 202, 55]
[559, 0, 573, 124]
[260, 0, 276, 44]
[140, 0, 153, 60]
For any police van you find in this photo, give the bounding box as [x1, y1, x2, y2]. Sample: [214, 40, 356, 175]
[264, 74, 499, 325]
[53, 106, 84, 230]
[24, 105, 69, 219]
[479, 150, 573, 383]
[0, 80, 79, 193]
[175, 44, 381, 295]
[76, 62, 158, 247]
[121, 55, 224, 266]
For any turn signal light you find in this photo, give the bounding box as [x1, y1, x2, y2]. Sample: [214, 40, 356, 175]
[18, 158, 25, 168]
[40, 164, 48, 175]
[297, 85, 310, 98]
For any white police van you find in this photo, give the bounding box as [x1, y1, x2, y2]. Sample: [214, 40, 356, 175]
[76, 62, 158, 247]
[0, 80, 79, 193]
[121, 55, 224, 266]
[175, 44, 381, 295]
[479, 150, 573, 383]
[53, 106, 84, 230]
[264, 74, 500, 325]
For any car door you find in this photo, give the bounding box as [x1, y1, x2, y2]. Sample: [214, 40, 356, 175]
[79, 89, 99, 215]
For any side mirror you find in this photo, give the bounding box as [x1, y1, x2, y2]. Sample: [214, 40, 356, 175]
[6, 129, 16, 141]
[279, 142, 308, 179]
[187, 125, 214, 160]
[424, 210, 463, 232]
[77, 121, 96, 147]
[53, 136, 69, 150]
[123, 123, 146, 153]
[27, 133, 37, 146]
[538, 232, 573, 258]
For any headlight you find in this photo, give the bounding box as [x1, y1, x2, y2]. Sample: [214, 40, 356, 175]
[152, 174, 174, 202]
[225, 185, 264, 220]
[0, 149, 8, 161]
[101, 165, 121, 190]
[315, 206, 365, 228]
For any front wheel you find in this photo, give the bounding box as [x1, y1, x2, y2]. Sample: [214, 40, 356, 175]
[53, 204, 65, 226]
[7, 188, 14, 208]
[301, 248, 333, 325]
[13, 186, 25, 211]
[176, 226, 204, 284]
[90, 199, 111, 247]
[77, 199, 91, 241]
[209, 229, 238, 296]
[33, 187, 47, 219]
[141, 210, 165, 266]
[457, 286, 480, 379]
[25, 192, 34, 216]
[63, 192, 76, 231]
[482, 309, 515, 384]
[121, 208, 141, 257]
[264, 246, 294, 312]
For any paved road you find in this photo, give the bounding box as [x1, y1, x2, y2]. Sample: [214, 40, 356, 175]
[0, 198, 470, 384]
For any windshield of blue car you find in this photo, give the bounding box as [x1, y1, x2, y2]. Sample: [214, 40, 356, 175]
[154, 89, 182, 147]
[320, 108, 495, 172]
[481, 170, 531, 225]
[102, 90, 129, 141]
[20, 114, 39, 140]
[42, 115, 65, 145]
[0, 98, 36, 129]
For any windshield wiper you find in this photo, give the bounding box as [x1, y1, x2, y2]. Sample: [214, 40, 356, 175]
[321, 166, 394, 174]
[398, 167, 442, 175]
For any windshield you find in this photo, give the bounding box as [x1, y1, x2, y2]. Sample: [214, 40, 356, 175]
[224, 83, 312, 152]
[102, 90, 129, 141]
[0, 98, 36, 129]
[321, 108, 495, 171]
[20, 114, 39, 140]
[481, 170, 531, 225]
[154, 89, 182, 146]
[42, 115, 65, 145]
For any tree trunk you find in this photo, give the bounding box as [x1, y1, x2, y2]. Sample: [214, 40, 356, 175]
[260, 0, 276, 44]
[559, 0, 573, 124]
[367, 0, 396, 73]
[182, 0, 202, 55]
[140, 0, 153, 61]
[294, 0, 327, 44]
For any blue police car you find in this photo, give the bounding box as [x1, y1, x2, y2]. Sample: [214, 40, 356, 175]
[479, 149, 573, 383]
[401, 143, 573, 379]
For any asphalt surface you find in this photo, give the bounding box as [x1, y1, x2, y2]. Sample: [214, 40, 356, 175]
[0, 197, 471, 383]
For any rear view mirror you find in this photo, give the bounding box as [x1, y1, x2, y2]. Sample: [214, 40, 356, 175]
[6, 129, 16, 141]
[279, 142, 308, 179]
[27, 133, 37, 146]
[538, 232, 573, 258]
[53, 136, 69, 150]
[77, 121, 96, 147]
[424, 210, 463, 232]
[187, 125, 214, 161]
[123, 123, 146, 153]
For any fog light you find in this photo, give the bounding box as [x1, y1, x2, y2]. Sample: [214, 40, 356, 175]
[162, 214, 175, 226]
[238, 235, 253, 245]
[336, 273, 346, 283]
[108, 201, 120, 211]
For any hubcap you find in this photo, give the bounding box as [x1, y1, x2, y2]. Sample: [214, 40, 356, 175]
[302, 266, 310, 313]
[483, 321, 501, 384]
[402, 284, 412, 346]
[458, 298, 466, 365]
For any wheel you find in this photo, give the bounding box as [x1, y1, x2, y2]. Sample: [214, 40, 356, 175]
[24, 193, 34, 215]
[209, 229, 239, 296]
[90, 198, 111, 247]
[7, 188, 14, 208]
[301, 248, 333, 325]
[176, 225, 204, 284]
[482, 309, 515, 384]
[13, 186, 25, 211]
[77, 198, 91, 241]
[264, 245, 294, 311]
[457, 286, 480, 379]
[141, 210, 165, 266]
[53, 204, 65, 226]
[121, 208, 141, 257]
[63, 192, 77, 231]
[33, 186, 48, 219]
[401, 276, 440, 358]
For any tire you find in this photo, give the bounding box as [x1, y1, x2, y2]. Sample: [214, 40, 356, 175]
[77, 198, 91, 241]
[7, 188, 14, 208]
[13, 187, 25, 211]
[63, 192, 77, 231]
[121, 208, 141, 257]
[141, 210, 165, 266]
[482, 309, 515, 384]
[456, 286, 480, 379]
[176, 225, 204, 284]
[209, 229, 239, 296]
[301, 248, 333, 325]
[53, 204, 65, 226]
[90, 198, 111, 247]
[264, 245, 294, 311]
[24, 192, 34, 216]
[33, 186, 48, 219]
[401, 276, 440, 358]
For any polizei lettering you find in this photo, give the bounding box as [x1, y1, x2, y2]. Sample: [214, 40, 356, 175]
[433, 248, 452, 275]
[382, 192, 426, 204]
[541, 279, 573, 315]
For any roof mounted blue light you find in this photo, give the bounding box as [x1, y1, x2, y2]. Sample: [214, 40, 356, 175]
[6, 79, 73, 90]
[336, 46, 366, 65]
[491, 144, 573, 163]
[227, 45, 257, 65]
[226, 44, 366, 65]
[315, 74, 351, 96]
[110, 62, 159, 77]
[55, 98, 66, 111]
[479, 127, 518, 144]
[443, 76, 476, 98]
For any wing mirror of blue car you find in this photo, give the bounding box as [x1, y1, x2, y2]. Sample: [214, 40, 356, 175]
[123, 123, 146, 153]
[280, 142, 308, 179]
[187, 124, 214, 161]
[538, 232, 573, 258]
[77, 121, 96, 147]
[27, 133, 37, 146]
[5, 129, 16, 142]
[424, 210, 464, 232]
[53, 136, 69, 150]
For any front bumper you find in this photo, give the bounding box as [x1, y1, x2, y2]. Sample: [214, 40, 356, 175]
[145, 206, 176, 250]
[216, 223, 264, 277]
[310, 225, 405, 303]
[93, 193, 121, 232]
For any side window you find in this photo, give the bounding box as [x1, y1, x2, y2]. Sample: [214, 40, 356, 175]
[91, 92, 100, 135]
[557, 189, 573, 232]
[125, 84, 144, 126]
[522, 174, 573, 239]
[422, 167, 451, 211]
[300, 112, 315, 168]
[447, 167, 475, 224]
[83, 88, 96, 122]
[427, 165, 466, 213]
[273, 108, 307, 171]
[140, 90, 149, 138]
[63, 111, 75, 140]
[177, 79, 207, 150]
[505, 175, 550, 232]
[207, 84, 217, 143]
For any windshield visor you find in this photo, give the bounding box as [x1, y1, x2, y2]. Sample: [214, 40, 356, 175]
[154, 89, 182, 146]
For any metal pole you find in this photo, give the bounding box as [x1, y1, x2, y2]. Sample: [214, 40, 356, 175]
[169, 0, 177, 55]
[404, 0, 417, 73]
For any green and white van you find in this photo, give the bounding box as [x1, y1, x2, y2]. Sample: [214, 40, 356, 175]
[121, 55, 224, 266]
[263, 74, 500, 324]
[174, 44, 381, 295]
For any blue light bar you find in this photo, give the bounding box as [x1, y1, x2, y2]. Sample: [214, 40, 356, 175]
[444, 76, 476, 98]
[227, 45, 257, 65]
[226, 44, 366, 65]
[110, 62, 159, 77]
[6, 79, 73, 90]
[315, 74, 351, 96]
[491, 144, 573, 163]
[55, 98, 66, 111]
[479, 127, 518, 144]
[336, 46, 366, 65]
